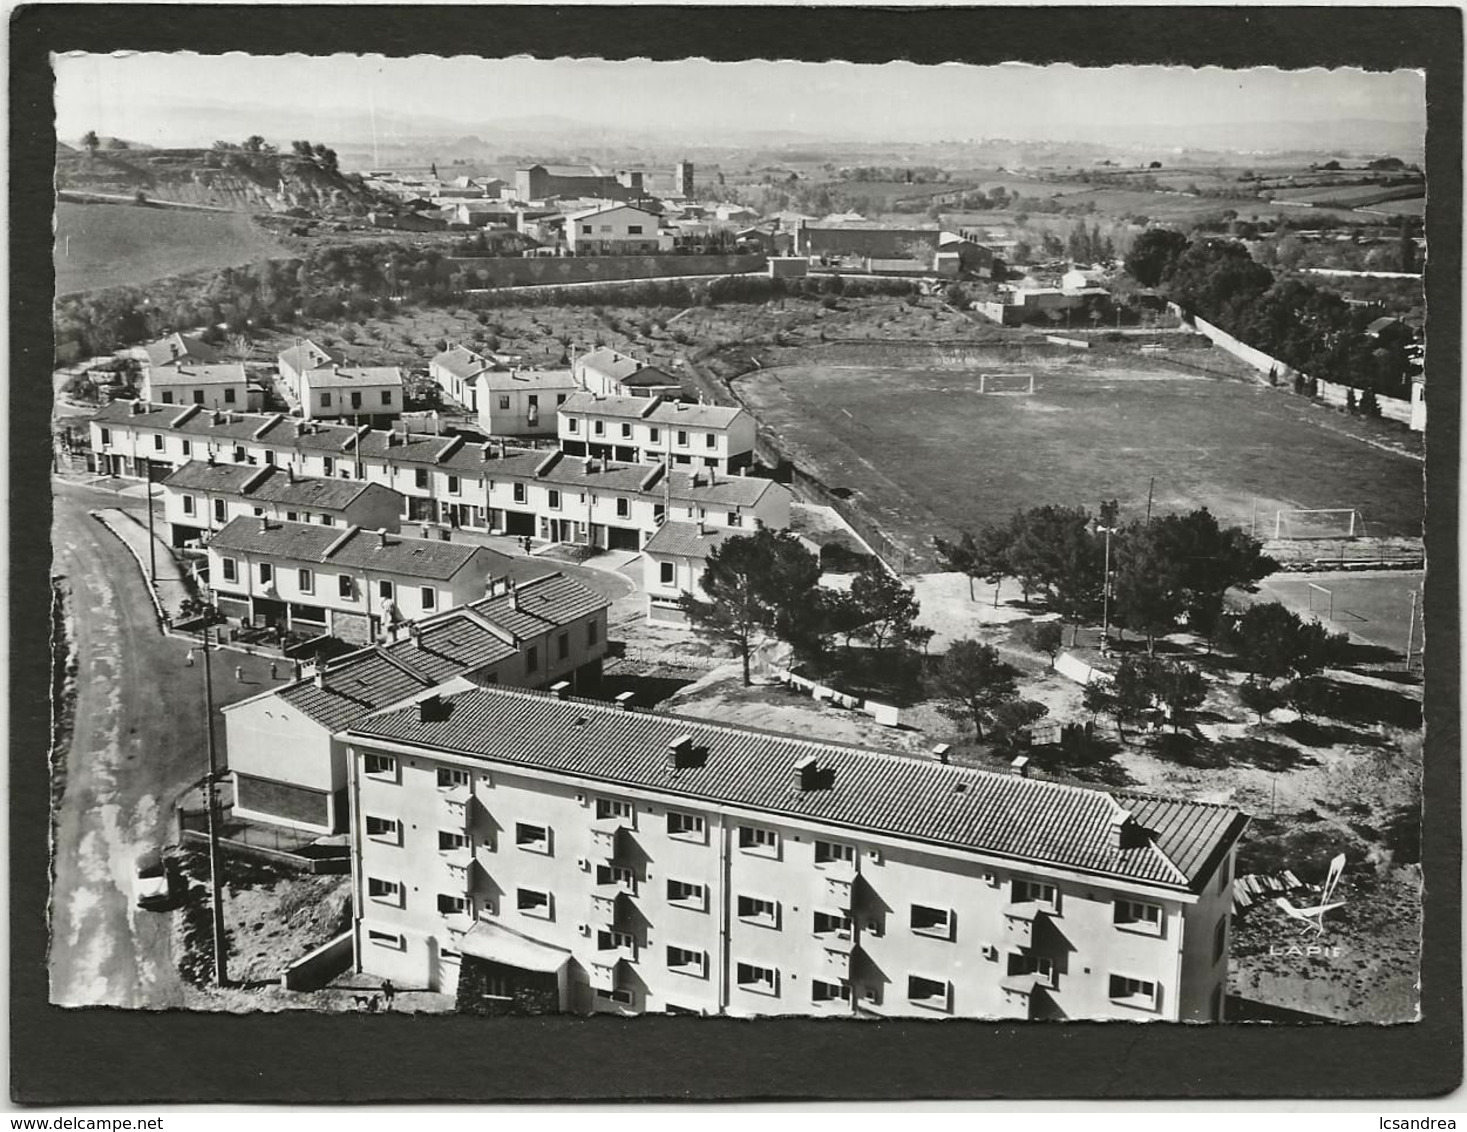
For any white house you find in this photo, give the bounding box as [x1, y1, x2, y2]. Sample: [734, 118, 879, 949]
[141, 363, 251, 412]
[475, 369, 580, 437]
[278, 340, 345, 400]
[558, 392, 757, 473]
[564, 203, 670, 256]
[299, 366, 404, 424]
[642, 521, 741, 622]
[430, 344, 493, 410]
[573, 347, 684, 400]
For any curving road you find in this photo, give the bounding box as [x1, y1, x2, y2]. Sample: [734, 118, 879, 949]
[48, 477, 277, 1008]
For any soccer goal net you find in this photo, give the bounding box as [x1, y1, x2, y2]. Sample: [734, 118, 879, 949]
[978, 372, 1035, 395]
[1306, 581, 1334, 623]
[1272, 508, 1364, 540]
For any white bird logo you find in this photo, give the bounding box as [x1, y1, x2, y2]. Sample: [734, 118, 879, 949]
[1274, 853, 1347, 936]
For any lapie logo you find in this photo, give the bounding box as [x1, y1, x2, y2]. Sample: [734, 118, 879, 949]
[1272, 852, 1347, 937]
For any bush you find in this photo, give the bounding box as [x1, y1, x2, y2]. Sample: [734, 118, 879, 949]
[819, 295, 839, 310]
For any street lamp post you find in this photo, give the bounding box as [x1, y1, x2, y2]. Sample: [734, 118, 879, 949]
[1096, 523, 1117, 656]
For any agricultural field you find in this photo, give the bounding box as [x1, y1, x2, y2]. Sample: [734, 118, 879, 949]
[54, 201, 290, 294]
[732, 353, 1425, 562]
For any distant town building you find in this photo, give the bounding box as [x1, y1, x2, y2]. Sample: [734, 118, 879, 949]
[564, 204, 670, 256]
[675, 160, 695, 198]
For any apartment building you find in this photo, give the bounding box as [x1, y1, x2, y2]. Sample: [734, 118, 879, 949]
[558, 393, 757, 474]
[299, 365, 404, 424]
[278, 340, 345, 400]
[160, 460, 404, 545]
[207, 516, 510, 643]
[141, 363, 252, 412]
[222, 571, 611, 834]
[344, 685, 1247, 1019]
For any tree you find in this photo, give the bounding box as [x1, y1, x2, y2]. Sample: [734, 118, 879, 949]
[1238, 678, 1285, 724]
[989, 699, 1050, 750]
[1227, 602, 1344, 686]
[1020, 621, 1064, 668]
[1083, 660, 1157, 744]
[244, 135, 267, 153]
[848, 565, 921, 654]
[679, 530, 821, 686]
[930, 639, 1018, 740]
[1152, 661, 1206, 733]
[1284, 675, 1332, 721]
[82, 129, 99, 154]
[1124, 228, 1188, 287]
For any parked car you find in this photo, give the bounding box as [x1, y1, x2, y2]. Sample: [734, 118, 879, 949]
[132, 848, 172, 910]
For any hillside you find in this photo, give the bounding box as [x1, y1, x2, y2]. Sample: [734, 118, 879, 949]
[55, 146, 390, 215]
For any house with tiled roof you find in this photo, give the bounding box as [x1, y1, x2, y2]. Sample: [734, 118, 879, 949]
[140, 362, 251, 413]
[219, 571, 611, 835]
[642, 520, 741, 621]
[572, 347, 685, 401]
[206, 515, 520, 643]
[558, 392, 756, 474]
[278, 339, 345, 399]
[343, 683, 1248, 1019]
[473, 368, 580, 437]
[160, 460, 404, 544]
[298, 365, 404, 424]
[142, 332, 220, 371]
[564, 203, 670, 256]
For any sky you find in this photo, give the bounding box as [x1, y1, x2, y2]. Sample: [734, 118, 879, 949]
[53, 54, 1427, 149]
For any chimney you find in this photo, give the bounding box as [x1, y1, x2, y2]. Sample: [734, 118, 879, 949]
[508, 582, 519, 611]
[314, 667, 326, 690]
[551, 680, 571, 700]
[931, 743, 951, 765]
[600, 454, 609, 473]
[793, 755, 821, 791]
[482, 442, 493, 461]
[286, 466, 295, 483]
[696, 519, 706, 536]
[206, 453, 216, 467]
[584, 457, 594, 474]
[614, 691, 636, 712]
[1108, 812, 1129, 850]
[1010, 755, 1030, 778]
[708, 466, 716, 484]
[497, 438, 507, 458]
[409, 622, 422, 645]
[666, 733, 694, 771]
[260, 517, 272, 533]
[377, 529, 388, 547]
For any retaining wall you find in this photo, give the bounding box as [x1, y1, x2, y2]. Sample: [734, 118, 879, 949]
[450, 253, 766, 289]
[280, 930, 354, 991]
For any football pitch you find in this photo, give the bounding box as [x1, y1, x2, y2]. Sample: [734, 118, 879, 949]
[736, 362, 1425, 562]
[1256, 570, 1425, 657]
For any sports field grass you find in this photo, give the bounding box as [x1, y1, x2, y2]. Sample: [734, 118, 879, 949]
[54, 201, 289, 294]
[735, 361, 1424, 562]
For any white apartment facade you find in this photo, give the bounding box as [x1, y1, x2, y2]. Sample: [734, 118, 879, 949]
[141, 363, 252, 412]
[345, 686, 1247, 1019]
[474, 369, 579, 437]
[299, 366, 404, 424]
[558, 393, 758, 474]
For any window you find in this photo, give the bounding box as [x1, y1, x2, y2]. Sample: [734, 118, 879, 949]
[667, 879, 706, 909]
[907, 975, 950, 1008]
[153, 433, 164, 451]
[910, 904, 953, 939]
[667, 946, 705, 975]
[813, 910, 852, 937]
[447, 475, 460, 495]
[621, 422, 632, 438]
[581, 225, 592, 235]
[1114, 899, 1163, 934]
[298, 568, 313, 594]
[596, 864, 635, 891]
[259, 562, 274, 586]
[705, 432, 716, 448]
[379, 580, 394, 601]
[99, 428, 111, 446]
[727, 511, 742, 527]
[415, 468, 429, 489]
[438, 767, 470, 789]
[1108, 975, 1158, 1010]
[599, 224, 612, 233]
[437, 894, 468, 915]
[812, 979, 851, 1003]
[161, 392, 175, 405]
[512, 483, 526, 504]
[1013, 879, 1058, 912]
[323, 456, 335, 477]
[593, 420, 605, 436]
[649, 427, 660, 443]
[815, 839, 855, 866]
[221, 557, 238, 583]
[736, 963, 777, 995]
[320, 515, 332, 526]
[321, 393, 332, 408]
[214, 499, 227, 523]
[616, 497, 630, 519]
[677, 430, 688, 447]
[193, 390, 205, 405]
[737, 895, 778, 928]
[254, 508, 265, 517]
[597, 928, 635, 953]
[382, 390, 393, 405]
[595, 798, 633, 822]
[1213, 915, 1228, 965]
[596, 988, 633, 1006]
[264, 450, 275, 465]
[286, 511, 299, 522]
[1007, 952, 1056, 988]
[181, 440, 191, 456]
[556, 632, 570, 661]
[667, 811, 705, 840]
[588, 620, 599, 647]
[421, 586, 436, 610]
[351, 392, 363, 410]
[498, 395, 511, 411]
[367, 930, 404, 950]
[1217, 860, 1232, 896]
[364, 753, 396, 778]
[365, 815, 399, 840]
[515, 822, 550, 853]
[516, 888, 551, 918]
[224, 388, 237, 405]
[527, 395, 539, 409]
[182, 494, 196, 516]
[526, 646, 539, 674]
[738, 825, 778, 855]
[628, 225, 644, 235]
[548, 490, 561, 511]
[659, 561, 675, 586]
[438, 830, 468, 851]
[557, 394, 566, 405]
[568, 417, 580, 433]
[367, 877, 401, 904]
[338, 574, 354, 600]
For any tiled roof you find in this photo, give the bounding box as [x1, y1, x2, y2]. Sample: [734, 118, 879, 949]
[382, 615, 519, 684]
[576, 347, 644, 382]
[350, 687, 1248, 892]
[667, 470, 776, 507]
[208, 517, 502, 581]
[467, 572, 611, 640]
[143, 333, 219, 369]
[161, 460, 260, 493]
[148, 363, 247, 387]
[648, 400, 744, 430]
[536, 453, 659, 493]
[618, 366, 681, 389]
[565, 203, 661, 222]
[276, 649, 436, 733]
[643, 521, 739, 559]
[560, 391, 658, 419]
[278, 340, 343, 374]
[477, 368, 579, 392]
[247, 473, 394, 511]
[302, 366, 404, 389]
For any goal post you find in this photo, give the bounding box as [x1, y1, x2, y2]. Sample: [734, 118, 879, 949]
[979, 372, 1035, 395]
[1306, 582, 1334, 623]
[1272, 508, 1364, 540]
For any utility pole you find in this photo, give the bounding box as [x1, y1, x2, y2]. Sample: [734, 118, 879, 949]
[145, 476, 157, 583]
[1096, 522, 1117, 657]
[1405, 587, 1419, 671]
[1145, 477, 1155, 524]
[201, 619, 228, 987]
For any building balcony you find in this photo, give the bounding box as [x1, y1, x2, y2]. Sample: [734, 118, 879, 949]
[588, 959, 621, 992]
[440, 911, 475, 938]
[588, 888, 635, 928]
[823, 874, 855, 912]
[822, 941, 854, 979]
[1002, 902, 1044, 948]
[996, 976, 1042, 1021]
[440, 847, 473, 876]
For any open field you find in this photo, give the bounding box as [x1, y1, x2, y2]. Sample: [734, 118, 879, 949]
[733, 357, 1425, 560]
[1257, 570, 1424, 657]
[55, 202, 290, 294]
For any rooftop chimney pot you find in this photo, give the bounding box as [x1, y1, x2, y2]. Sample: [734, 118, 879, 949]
[932, 743, 951, 765]
[1011, 755, 1030, 778]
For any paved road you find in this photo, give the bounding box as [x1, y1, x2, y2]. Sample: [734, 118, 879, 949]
[49, 478, 279, 1008]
